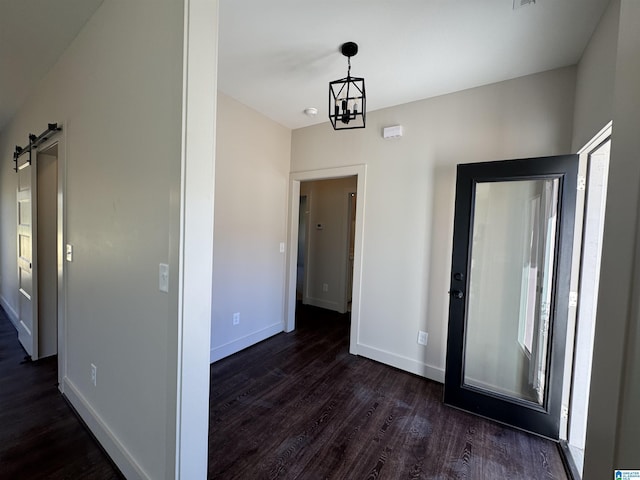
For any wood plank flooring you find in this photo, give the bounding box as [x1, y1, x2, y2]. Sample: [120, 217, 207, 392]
[0, 302, 569, 479]
[0, 306, 123, 479]
[209, 304, 569, 480]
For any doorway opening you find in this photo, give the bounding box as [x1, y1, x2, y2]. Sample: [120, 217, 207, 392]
[297, 177, 356, 314]
[36, 142, 59, 359]
[285, 165, 366, 356]
[18, 134, 66, 391]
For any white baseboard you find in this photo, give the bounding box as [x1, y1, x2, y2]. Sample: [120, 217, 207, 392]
[63, 377, 150, 480]
[303, 297, 343, 313]
[356, 343, 445, 383]
[210, 322, 283, 363]
[0, 295, 19, 330]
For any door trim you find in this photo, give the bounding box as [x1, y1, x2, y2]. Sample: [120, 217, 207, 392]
[285, 165, 366, 356]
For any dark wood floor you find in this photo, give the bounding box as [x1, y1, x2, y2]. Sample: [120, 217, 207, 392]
[0, 303, 569, 479]
[0, 306, 123, 479]
[209, 304, 569, 480]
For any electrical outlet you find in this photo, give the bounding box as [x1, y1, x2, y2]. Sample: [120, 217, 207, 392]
[90, 363, 97, 386]
[418, 331, 428, 346]
[233, 312, 240, 325]
[322, 283, 329, 292]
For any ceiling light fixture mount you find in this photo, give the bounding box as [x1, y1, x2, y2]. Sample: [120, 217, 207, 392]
[329, 41, 366, 130]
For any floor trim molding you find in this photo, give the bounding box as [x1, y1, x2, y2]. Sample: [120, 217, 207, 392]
[210, 322, 283, 363]
[356, 343, 445, 383]
[0, 295, 18, 330]
[63, 377, 149, 480]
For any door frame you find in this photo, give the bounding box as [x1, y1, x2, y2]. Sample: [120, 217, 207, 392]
[562, 122, 612, 467]
[37, 133, 67, 391]
[285, 165, 366, 355]
[444, 155, 578, 440]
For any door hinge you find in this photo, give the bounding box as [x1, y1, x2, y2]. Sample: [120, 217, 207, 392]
[569, 291, 578, 307]
[577, 175, 586, 191]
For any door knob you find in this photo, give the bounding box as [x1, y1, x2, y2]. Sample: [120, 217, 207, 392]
[449, 290, 464, 299]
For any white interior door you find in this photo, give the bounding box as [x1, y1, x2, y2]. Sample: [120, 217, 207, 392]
[16, 151, 38, 360]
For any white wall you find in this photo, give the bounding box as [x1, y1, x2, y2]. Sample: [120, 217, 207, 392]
[210, 93, 291, 362]
[0, 1, 186, 478]
[300, 177, 357, 313]
[291, 67, 576, 382]
[578, 0, 640, 478]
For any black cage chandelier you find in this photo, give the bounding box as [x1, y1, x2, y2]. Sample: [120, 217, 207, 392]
[329, 42, 366, 130]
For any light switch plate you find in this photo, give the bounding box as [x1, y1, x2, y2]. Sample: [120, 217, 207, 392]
[159, 263, 169, 293]
[65, 244, 73, 262]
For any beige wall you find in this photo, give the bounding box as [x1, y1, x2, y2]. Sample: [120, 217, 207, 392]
[300, 177, 357, 313]
[578, 0, 640, 477]
[571, 0, 620, 151]
[210, 93, 291, 362]
[0, 1, 185, 477]
[291, 66, 576, 381]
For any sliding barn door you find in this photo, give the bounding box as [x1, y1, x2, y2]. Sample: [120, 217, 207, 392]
[16, 151, 39, 360]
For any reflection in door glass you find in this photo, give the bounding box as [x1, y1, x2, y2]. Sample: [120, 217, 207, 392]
[464, 179, 559, 405]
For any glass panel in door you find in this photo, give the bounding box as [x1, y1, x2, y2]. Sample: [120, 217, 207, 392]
[464, 179, 559, 406]
[444, 155, 578, 440]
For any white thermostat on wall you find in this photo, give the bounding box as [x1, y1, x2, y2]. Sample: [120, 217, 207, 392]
[383, 125, 403, 139]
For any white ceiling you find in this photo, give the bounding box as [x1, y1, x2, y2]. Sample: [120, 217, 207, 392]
[218, 0, 611, 129]
[0, 0, 104, 132]
[0, 0, 610, 134]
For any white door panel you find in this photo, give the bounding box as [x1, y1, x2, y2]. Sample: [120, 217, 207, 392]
[16, 154, 38, 359]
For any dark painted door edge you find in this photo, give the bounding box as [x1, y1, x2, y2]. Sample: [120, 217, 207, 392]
[558, 440, 580, 480]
